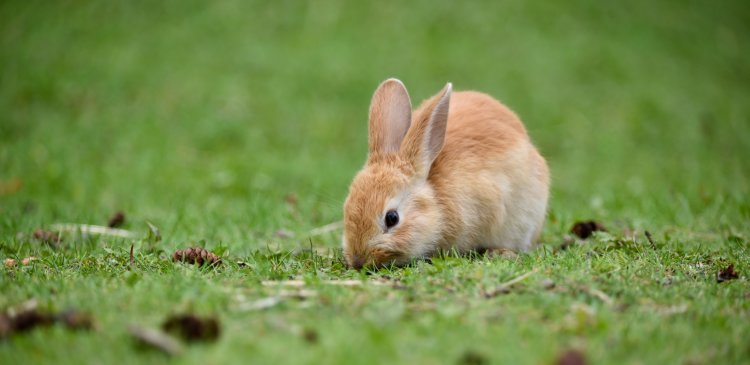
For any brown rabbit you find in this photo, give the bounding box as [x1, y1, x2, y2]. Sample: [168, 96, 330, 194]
[342, 79, 549, 269]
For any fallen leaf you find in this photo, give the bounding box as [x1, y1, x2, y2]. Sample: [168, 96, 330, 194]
[129, 325, 183, 356]
[717, 264, 739, 283]
[556, 349, 587, 365]
[108, 211, 126, 228]
[162, 314, 221, 342]
[570, 221, 606, 239]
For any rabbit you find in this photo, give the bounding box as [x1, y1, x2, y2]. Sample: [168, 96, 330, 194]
[342, 78, 549, 269]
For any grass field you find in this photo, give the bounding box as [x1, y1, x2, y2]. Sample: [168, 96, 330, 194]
[1, 0, 749, 364]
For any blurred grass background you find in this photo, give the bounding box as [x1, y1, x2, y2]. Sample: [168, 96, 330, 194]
[1, 1, 750, 364]
[2, 0, 749, 244]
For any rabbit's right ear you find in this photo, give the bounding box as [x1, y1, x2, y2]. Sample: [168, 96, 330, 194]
[368, 78, 412, 159]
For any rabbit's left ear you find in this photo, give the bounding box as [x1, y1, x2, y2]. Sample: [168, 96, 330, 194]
[368, 78, 413, 159]
[400, 82, 452, 176]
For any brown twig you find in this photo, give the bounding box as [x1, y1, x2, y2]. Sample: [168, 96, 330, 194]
[261, 279, 388, 287]
[51, 223, 135, 238]
[129, 244, 134, 269]
[484, 269, 538, 298]
[308, 221, 343, 237]
[578, 285, 614, 306]
[645, 230, 656, 249]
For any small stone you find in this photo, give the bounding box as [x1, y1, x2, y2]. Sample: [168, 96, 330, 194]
[21, 257, 37, 265]
[4, 258, 16, 268]
[541, 278, 556, 290]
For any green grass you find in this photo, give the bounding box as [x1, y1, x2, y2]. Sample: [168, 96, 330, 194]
[1, 0, 749, 364]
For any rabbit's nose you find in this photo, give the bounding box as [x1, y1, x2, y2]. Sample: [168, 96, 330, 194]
[349, 256, 364, 270]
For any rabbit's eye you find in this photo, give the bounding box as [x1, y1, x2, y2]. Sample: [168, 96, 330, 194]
[384, 210, 399, 228]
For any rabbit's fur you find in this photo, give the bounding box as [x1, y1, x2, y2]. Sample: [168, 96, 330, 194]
[343, 79, 549, 269]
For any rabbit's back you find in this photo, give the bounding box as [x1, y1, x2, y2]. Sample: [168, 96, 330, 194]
[421, 91, 549, 252]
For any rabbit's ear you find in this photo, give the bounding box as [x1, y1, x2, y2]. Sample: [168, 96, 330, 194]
[400, 82, 452, 176]
[368, 79, 413, 158]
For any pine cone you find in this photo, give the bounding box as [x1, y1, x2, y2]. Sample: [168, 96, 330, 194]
[570, 220, 606, 239]
[172, 247, 221, 266]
